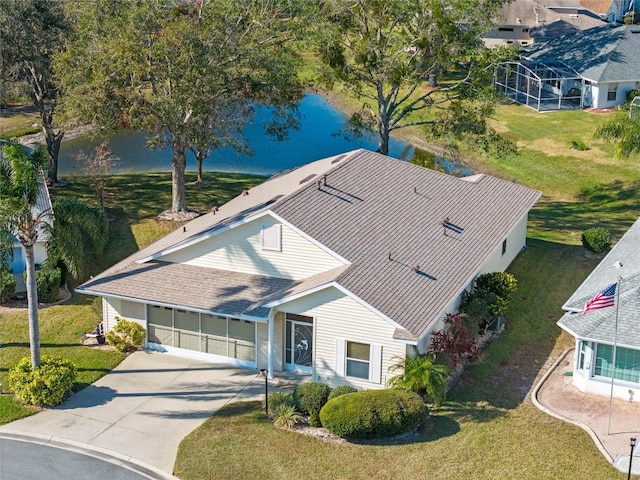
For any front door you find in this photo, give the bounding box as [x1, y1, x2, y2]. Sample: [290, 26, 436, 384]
[285, 313, 313, 372]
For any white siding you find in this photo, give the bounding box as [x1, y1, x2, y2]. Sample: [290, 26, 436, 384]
[104, 298, 120, 332]
[103, 298, 146, 331]
[593, 81, 637, 109]
[416, 213, 530, 353]
[275, 287, 405, 390]
[160, 217, 344, 280]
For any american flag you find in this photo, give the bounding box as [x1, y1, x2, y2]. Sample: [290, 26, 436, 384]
[583, 283, 617, 314]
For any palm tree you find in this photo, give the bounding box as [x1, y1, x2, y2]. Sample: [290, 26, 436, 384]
[388, 352, 450, 407]
[0, 141, 50, 367]
[593, 113, 640, 159]
[44, 197, 108, 282]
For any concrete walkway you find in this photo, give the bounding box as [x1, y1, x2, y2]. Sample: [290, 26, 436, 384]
[533, 348, 640, 475]
[0, 351, 269, 476]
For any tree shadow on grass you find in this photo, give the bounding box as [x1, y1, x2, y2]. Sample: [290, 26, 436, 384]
[531, 179, 640, 240]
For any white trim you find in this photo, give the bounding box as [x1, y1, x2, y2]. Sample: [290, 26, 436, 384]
[263, 282, 404, 331]
[558, 323, 640, 351]
[76, 289, 268, 323]
[146, 342, 256, 368]
[370, 344, 382, 384]
[137, 210, 351, 266]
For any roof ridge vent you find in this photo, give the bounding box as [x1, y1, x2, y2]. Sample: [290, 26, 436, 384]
[299, 174, 317, 184]
[331, 154, 347, 164]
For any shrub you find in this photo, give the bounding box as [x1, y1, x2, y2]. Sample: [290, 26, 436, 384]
[273, 404, 303, 428]
[9, 356, 77, 407]
[429, 313, 480, 368]
[106, 317, 146, 353]
[0, 268, 16, 304]
[475, 272, 518, 301]
[268, 391, 294, 415]
[328, 385, 358, 401]
[293, 381, 331, 427]
[626, 89, 640, 106]
[459, 289, 507, 334]
[26, 265, 62, 303]
[320, 389, 428, 438]
[570, 140, 590, 151]
[581, 227, 611, 254]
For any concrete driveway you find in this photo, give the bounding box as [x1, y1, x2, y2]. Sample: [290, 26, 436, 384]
[0, 352, 267, 476]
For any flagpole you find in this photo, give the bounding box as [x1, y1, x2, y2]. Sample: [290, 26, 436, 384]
[607, 276, 622, 435]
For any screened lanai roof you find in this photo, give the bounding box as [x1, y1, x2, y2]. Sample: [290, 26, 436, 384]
[494, 59, 584, 111]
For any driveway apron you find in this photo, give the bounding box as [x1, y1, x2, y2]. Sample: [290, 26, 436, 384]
[0, 351, 265, 474]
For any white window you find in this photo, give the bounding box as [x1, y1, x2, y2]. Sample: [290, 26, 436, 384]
[336, 339, 382, 383]
[608, 83, 618, 102]
[261, 224, 281, 251]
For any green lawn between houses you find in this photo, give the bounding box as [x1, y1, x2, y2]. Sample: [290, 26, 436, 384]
[0, 102, 638, 478]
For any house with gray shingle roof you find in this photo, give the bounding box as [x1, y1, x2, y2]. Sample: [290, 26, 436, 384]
[78, 149, 540, 387]
[483, 0, 605, 48]
[558, 217, 640, 401]
[522, 23, 640, 109]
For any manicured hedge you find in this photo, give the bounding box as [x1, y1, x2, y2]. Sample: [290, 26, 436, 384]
[328, 385, 357, 401]
[319, 389, 428, 438]
[581, 227, 611, 254]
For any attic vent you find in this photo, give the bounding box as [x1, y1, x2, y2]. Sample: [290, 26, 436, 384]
[299, 174, 316, 184]
[265, 194, 285, 205]
[331, 154, 347, 164]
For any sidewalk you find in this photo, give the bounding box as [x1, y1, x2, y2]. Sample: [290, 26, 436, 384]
[533, 348, 640, 475]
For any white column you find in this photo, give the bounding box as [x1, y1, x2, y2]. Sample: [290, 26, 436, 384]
[268, 309, 275, 379]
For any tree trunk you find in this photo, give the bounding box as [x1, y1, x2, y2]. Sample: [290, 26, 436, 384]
[43, 125, 64, 185]
[197, 152, 204, 184]
[427, 73, 439, 88]
[24, 244, 40, 367]
[378, 120, 390, 156]
[171, 137, 188, 212]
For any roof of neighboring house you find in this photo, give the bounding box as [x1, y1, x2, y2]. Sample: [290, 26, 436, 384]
[79, 149, 541, 341]
[580, 0, 615, 14]
[34, 175, 54, 242]
[558, 216, 640, 348]
[490, 0, 603, 36]
[524, 23, 640, 82]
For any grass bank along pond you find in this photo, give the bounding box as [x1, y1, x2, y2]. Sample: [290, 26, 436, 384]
[58, 94, 471, 177]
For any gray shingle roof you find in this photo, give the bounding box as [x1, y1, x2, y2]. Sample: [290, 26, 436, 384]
[496, 0, 603, 35]
[80, 260, 298, 319]
[558, 216, 640, 346]
[559, 280, 640, 349]
[524, 24, 640, 83]
[562, 217, 640, 311]
[79, 150, 541, 340]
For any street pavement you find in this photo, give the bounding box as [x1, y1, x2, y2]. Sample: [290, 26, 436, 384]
[1, 438, 148, 480]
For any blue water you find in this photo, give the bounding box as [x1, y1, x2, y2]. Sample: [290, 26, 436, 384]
[59, 94, 415, 177]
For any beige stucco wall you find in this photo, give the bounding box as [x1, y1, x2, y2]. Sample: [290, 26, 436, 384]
[160, 216, 345, 280]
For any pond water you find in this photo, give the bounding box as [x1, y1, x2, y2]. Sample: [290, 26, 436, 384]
[58, 93, 472, 177]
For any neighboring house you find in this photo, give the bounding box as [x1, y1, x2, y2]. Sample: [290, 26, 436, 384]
[496, 23, 640, 111]
[9, 175, 53, 294]
[77, 149, 540, 388]
[558, 217, 640, 401]
[483, 0, 604, 47]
